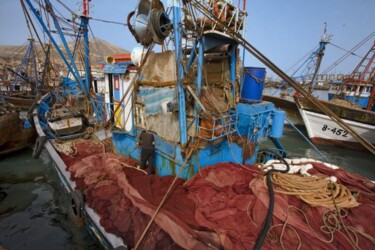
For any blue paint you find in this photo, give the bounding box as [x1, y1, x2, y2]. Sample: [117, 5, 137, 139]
[23, 121, 33, 129]
[230, 45, 237, 96]
[113, 75, 121, 101]
[270, 109, 285, 138]
[241, 67, 266, 102]
[82, 16, 90, 94]
[237, 102, 274, 139]
[172, 5, 187, 146]
[24, 0, 86, 94]
[102, 63, 131, 74]
[197, 37, 205, 96]
[328, 93, 369, 109]
[112, 113, 269, 180]
[327, 93, 335, 100]
[186, 40, 198, 72]
[342, 96, 369, 109]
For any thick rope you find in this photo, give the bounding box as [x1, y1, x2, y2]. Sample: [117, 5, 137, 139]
[264, 171, 375, 249]
[270, 172, 359, 209]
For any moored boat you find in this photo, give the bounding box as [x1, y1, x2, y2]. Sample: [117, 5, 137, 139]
[5, 94, 35, 110]
[0, 104, 36, 156]
[2, 38, 49, 110]
[295, 96, 375, 149]
[295, 41, 375, 150]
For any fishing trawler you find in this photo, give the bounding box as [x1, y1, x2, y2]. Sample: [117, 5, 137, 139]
[25, 0, 375, 249]
[0, 104, 36, 156]
[3, 38, 50, 109]
[295, 42, 375, 149]
[262, 25, 331, 126]
[0, 38, 45, 156]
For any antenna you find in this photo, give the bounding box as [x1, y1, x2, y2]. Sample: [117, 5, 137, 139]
[82, 0, 90, 17]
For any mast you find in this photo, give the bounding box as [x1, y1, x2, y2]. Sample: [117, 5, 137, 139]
[310, 23, 330, 91]
[340, 42, 375, 110]
[12, 38, 38, 93]
[287, 23, 331, 91]
[81, 0, 91, 94]
[363, 42, 375, 111]
[23, 0, 90, 96]
[172, 0, 188, 146]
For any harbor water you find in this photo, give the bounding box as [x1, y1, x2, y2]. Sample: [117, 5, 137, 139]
[0, 149, 100, 250]
[263, 86, 330, 101]
[1, 127, 375, 249]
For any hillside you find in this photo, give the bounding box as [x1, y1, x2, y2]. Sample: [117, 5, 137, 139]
[0, 38, 129, 75]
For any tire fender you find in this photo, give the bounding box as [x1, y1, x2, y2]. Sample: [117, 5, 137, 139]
[32, 136, 47, 159]
[68, 190, 85, 228]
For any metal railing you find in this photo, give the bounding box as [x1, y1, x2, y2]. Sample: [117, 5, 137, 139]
[198, 112, 237, 140]
[197, 0, 247, 34]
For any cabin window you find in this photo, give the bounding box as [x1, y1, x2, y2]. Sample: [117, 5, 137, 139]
[366, 86, 372, 93]
[347, 85, 357, 92]
[359, 85, 364, 93]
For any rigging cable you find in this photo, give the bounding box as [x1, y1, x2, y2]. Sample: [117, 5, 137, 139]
[5, 41, 28, 64]
[286, 118, 328, 162]
[56, 0, 76, 16]
[328, 42, 362, 59]
[90, 17, 127, 26]
[321, 31, 375, 74]
[284, 45, 319, 75]
[88, 25, 106, 64]
[22, 0, 50, 53]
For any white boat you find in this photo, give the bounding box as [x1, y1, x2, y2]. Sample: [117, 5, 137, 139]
[295, 96, 375, 149]
[296, 41, 375, 150]
[46, 105, 84, 136]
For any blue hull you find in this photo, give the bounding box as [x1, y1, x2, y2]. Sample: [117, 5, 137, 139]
[112, 102, 285, 179]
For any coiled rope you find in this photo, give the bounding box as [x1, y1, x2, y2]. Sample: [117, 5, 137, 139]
[270, 172, 359, 209]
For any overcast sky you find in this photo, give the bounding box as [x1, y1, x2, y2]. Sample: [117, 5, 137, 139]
[0, 0, 374, 78]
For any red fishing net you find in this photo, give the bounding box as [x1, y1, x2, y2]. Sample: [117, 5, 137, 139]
[60, 140, 375, 249]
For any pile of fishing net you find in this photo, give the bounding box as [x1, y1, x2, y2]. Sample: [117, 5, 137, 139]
[59, 139, 375, 249]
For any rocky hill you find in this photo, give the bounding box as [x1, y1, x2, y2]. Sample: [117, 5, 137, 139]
[0, 38, 129, 79]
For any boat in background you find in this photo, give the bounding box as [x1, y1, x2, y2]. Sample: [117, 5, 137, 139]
[295, 96, 375, 149]
[263, 25, 331, 126]
[0, 104, 36, 156]
[328, 42, 375, 110]
[295, 42, 375, 149]
[3, 38, 51, 109]
[0, 38, 46, 156]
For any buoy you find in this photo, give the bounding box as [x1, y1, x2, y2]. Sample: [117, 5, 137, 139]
[32, 136, 47, 159]
[68, 190, 85, 228]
